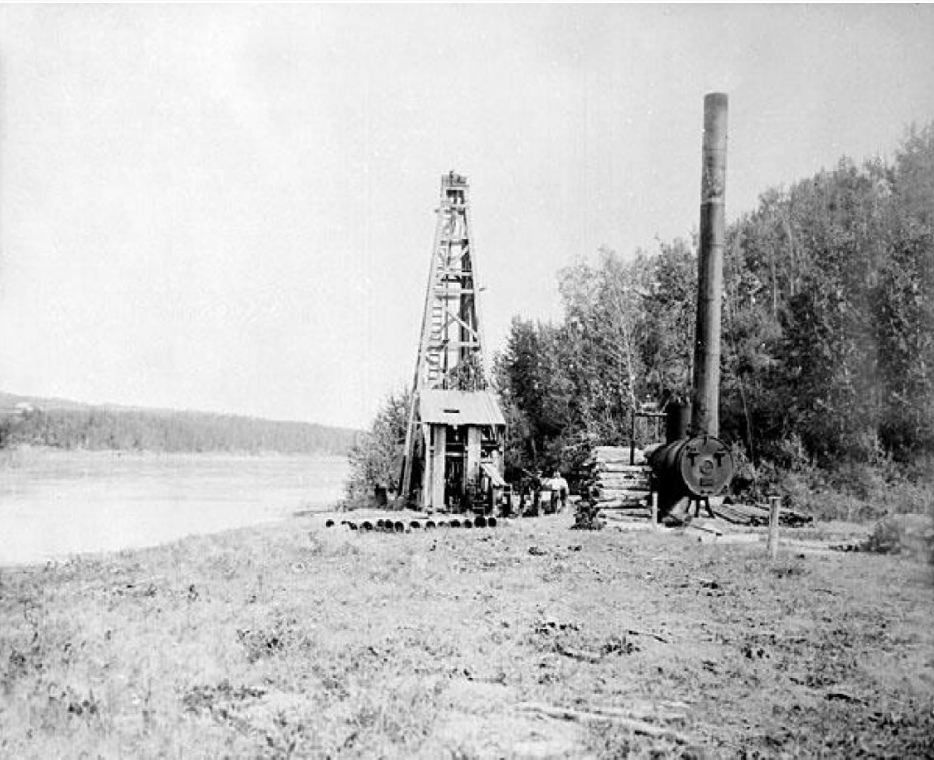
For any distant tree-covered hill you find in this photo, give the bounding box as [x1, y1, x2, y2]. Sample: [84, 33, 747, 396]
[0, 393, 357, 455]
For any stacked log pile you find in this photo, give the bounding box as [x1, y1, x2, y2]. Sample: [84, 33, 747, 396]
[711, 501, 812, 527]
[579, 446, 652, 517]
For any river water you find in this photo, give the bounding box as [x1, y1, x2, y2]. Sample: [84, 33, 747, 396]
[0, 449, 348, 566]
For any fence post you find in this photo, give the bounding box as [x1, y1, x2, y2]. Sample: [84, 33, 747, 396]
[630, 407, 636, 466]
[767, 495, 781, 559]
[650, 492, 659, 532]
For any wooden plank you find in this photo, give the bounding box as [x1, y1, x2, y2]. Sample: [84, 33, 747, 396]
[710, 503, 754, 525]
[466, 427, 481, 495]
[595, 488, 652, 500]
[597, 499, 650, 509]
[593, 481, 652, 488]
[593, 465, 652, 474]
[594, 477, 651, 488]
[593, 447, 632, 456]
[513, 702, 692, 745]
[431, 425, 446, 510]
[593, 468, 651, 478]
[602, 508, 651, 518]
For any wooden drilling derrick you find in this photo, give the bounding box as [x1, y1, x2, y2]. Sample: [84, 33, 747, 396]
[399, 172, 506, 512]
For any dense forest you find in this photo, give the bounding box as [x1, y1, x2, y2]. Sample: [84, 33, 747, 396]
[348, 124, 934, 517]
[0, 396, 356, 455]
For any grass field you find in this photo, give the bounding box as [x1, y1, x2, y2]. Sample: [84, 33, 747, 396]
[1, 512, 932, 758]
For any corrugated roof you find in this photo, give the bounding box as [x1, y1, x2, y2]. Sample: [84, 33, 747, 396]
[419, 389, 506, 426]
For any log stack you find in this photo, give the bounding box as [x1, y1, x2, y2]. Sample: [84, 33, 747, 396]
[579, 446, 653, 517]
[710, 501, 812, 527]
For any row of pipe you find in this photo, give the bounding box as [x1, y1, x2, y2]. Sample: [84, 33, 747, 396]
[325, 516, 498, 532]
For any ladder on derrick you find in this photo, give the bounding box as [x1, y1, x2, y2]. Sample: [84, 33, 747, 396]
[399, 171, 490, 497]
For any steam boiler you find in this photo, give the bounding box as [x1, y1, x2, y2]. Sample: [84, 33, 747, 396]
[648, 92, 734, 520]
[648, 407, 734, 518]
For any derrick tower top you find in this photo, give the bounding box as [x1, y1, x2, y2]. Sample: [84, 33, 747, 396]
[412, 170, 488, 392]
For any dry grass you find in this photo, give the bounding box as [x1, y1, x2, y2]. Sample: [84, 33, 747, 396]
[1, 514, 933, 758]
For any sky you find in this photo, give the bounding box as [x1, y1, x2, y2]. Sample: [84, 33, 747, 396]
[0, 5, 932, 429]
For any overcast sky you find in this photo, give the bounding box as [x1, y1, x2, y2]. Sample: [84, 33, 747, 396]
[0, 5, 932, 429]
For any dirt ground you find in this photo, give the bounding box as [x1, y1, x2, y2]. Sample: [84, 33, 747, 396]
[1, 511, 932, 758]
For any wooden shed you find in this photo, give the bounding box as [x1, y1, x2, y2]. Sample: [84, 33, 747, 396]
[410, 389, 506, 512]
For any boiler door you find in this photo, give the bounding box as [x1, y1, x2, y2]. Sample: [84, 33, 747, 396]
[678, 436, 734, 497]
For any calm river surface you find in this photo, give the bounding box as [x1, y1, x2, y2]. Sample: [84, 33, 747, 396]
[0, 449, 348, 566]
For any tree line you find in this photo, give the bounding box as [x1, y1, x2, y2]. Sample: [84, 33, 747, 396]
[347, 123, 934, 511]
[0, 405, 356, 455]
[495, 124, 933, 507]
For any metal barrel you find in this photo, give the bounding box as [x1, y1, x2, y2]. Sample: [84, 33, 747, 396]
[394, 521, 405, 533]
[410, 521, 421, 529]
[649, 434, 734, 499]
[487, 517, 498, 528]
[449, 519, 461, 528]
[425, 520, 436, 529]
[474, 515, 487, 528]
[360, 521, 373, 531]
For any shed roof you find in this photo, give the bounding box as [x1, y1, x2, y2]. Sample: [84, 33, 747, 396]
[419, 389, 506, 427]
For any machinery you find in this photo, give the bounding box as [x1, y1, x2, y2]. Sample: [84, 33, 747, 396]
[649, 93, 734, 520]
[648, 405, 734, 518]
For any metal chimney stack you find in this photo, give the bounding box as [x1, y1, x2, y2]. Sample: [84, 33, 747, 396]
[691, 93, 728, 438]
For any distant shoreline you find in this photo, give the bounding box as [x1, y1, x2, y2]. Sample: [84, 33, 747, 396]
[0, 393, 359, 456]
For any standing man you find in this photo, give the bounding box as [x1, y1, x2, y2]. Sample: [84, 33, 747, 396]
[552, 470, 569, 511]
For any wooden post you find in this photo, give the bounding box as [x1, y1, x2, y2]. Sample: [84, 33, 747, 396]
[650, 492, 659, 531]
[431, 425, 446, 510]
[630, 408, 636, 466]
[466, 426, 481, 501]
[767, 495, 781, 559]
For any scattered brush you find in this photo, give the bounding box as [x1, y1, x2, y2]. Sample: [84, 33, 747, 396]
[862, 513, 934, 563]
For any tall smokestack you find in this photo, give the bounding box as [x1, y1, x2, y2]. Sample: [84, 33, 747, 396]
[691, 92, 728, 438]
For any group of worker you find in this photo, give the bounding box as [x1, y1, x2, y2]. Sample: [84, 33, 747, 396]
[515, 469, 569, 515]
[440, 466, 571, 517]
[542, 470, 570, 510]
